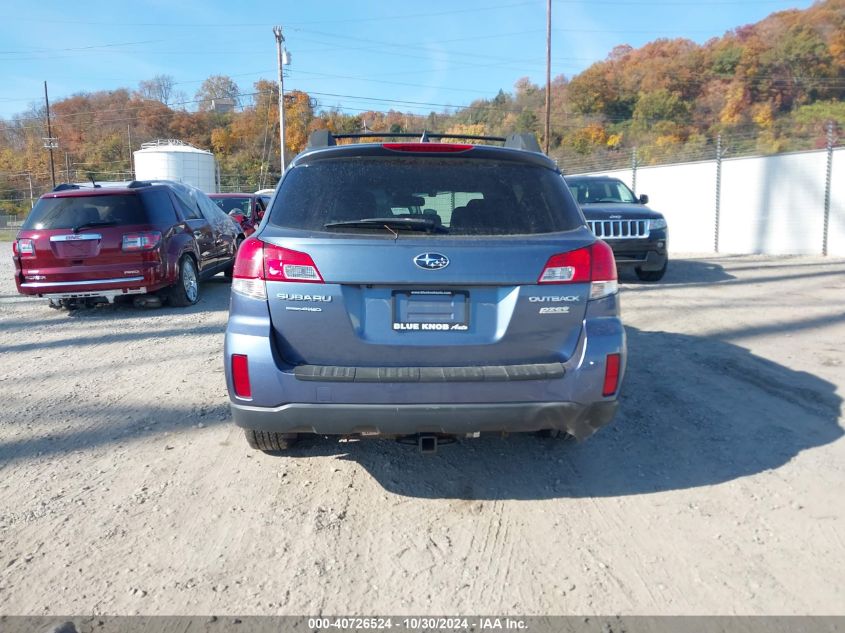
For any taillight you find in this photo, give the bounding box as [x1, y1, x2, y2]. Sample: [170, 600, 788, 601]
[538, 247, 591, 284]
[602, 353, 621, 397]
[231, 237, 324, 300]
[538, 240, 618, 299]
[231, 237, 267, 299]
[122, 231, 161, 251]
[382, 143, 472, 153]
[264, 244, 323, 283]
[15, 238, 35, 258]
[231, 354, 251, 399]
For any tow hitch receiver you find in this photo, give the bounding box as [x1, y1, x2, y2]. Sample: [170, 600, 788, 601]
[418, 435, 438, 455]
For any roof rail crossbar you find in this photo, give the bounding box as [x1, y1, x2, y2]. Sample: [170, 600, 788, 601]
[330, 132, 507, 142]
[306, 130, 543, 153]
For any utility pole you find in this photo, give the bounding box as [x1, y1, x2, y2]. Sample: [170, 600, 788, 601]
[544, 0, 552, 154]
[273, 25, 287, 173]
[631, 146, 639, 195]
[43, 81, 57, 188]
[127, 125, 134, 178]
[822, 121, 835, 257]
[715, 133, 723, 253]
[27, 172, 34, 209]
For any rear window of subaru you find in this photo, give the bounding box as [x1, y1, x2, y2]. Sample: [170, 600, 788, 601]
[22, 194, 147, 230]
[269, 158, 583, 236]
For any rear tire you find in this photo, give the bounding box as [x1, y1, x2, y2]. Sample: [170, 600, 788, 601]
[535, 429, 575, 441]
[168, 255, 199, 306]
[244, 430, 299, 451]
[635, 260, 667, 282]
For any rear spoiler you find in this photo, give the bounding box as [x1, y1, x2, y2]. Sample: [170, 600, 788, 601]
[306, 130, 543, 154]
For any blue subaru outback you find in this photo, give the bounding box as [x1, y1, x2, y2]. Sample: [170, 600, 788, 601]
[224, 131, 626, 452]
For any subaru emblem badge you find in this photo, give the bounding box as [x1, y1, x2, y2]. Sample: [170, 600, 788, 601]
[414, 252, 449, 270]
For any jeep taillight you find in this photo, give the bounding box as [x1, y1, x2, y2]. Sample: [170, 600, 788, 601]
[538, 241, 618, 299]
[232, 237, 324, 300]
[122, 231, 161, 251]
[15, 238, 35, 258]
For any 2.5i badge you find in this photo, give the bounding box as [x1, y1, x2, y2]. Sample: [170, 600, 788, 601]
[539, 306, 570, 314]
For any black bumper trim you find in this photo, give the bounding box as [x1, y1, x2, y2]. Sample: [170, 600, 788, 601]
[231, 400, 619, 440]
[294, 362, 566, 383]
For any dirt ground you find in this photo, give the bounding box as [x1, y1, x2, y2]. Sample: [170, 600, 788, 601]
[0, 251, 843, 616]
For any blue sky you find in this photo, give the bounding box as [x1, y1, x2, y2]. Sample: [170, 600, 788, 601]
[0, 0, 816, 119]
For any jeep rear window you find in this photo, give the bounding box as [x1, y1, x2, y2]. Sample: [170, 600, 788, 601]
[22, 194, 147, 230]
[268, 158, 582, 235]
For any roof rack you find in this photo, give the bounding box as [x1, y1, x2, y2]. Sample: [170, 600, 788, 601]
[52, 182, 102, 192]
[306, 130, 542, 153]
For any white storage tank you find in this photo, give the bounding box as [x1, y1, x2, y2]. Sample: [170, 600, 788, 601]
[133, 139, 217, 193]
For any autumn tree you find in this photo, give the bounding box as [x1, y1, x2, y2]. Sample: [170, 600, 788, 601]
[137, 74, 176, 106]
[195, 75, 240, 111]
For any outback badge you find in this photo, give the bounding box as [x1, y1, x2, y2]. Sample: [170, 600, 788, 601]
[414, 252, 449, 270]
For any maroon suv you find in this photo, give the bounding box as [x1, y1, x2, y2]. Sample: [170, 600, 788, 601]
[209, 193, 266, 237]
[12, 180, 243, 308]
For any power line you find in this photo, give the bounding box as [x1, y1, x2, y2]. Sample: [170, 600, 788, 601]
[0, 39, 165, 56]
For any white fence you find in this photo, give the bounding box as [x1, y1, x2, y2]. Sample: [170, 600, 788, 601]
[571, 147, 845, 256]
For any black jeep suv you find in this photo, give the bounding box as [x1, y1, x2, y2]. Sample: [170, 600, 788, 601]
[566, 175, 668, 281]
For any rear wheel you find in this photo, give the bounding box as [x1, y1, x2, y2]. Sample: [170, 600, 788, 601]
[635, 260, 667, 282]
[535, 429, 574, 440]
[244, 430, 299, 451]
[168, 255, 199, 306]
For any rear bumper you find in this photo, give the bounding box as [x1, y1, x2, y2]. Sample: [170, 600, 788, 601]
[16, 273, 165, 301]
[225, 290, 626, 440]
[18, 276, 149, 302]
[231, 399, 619, 440]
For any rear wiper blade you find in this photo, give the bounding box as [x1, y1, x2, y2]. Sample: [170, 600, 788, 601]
[72, 220, 116, 232]
[324, 217, 448, 234]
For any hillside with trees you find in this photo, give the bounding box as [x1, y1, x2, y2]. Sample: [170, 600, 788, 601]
[1, 0, 843, 216]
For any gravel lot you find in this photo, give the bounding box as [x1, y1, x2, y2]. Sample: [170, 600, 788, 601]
[0, 250, 843, 616]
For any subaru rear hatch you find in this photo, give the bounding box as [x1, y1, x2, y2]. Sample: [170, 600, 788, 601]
[252, 148, 609, 368]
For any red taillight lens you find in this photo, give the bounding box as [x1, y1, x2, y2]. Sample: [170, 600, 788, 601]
[122, 231, 161, 251]
[264, 244, 323, 283]
[231, 237, 324, 299]
[590, 240, 617, 282]
[382, 143, 473, 153]
[232, 236, 265, 278]
[15, 238, 35, 258]
[538, 241, 618, 299]
[231, 354, 251, 399]
[538, 246, 591, 284]
[602, 353, 621, 397]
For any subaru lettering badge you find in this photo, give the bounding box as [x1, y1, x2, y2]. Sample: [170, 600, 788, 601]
[414, 252, 449, 270]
